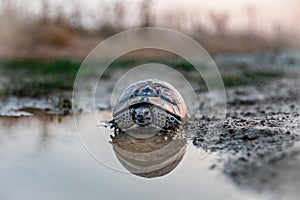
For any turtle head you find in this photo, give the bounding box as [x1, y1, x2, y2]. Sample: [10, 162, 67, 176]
[133, 105, 152, 126]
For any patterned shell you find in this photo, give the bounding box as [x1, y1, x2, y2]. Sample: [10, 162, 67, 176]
[113, 79, 189, 120]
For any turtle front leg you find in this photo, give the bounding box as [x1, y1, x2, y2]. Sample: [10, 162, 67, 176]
[108, 119, 122, 134]
[110, 109, 135, 133]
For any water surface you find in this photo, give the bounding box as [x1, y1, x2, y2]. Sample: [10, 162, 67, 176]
[0, 113, 265, 200]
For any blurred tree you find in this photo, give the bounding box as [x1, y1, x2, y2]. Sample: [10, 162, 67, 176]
[245, 4, 257, 34]
[113, 0, 125, 29]
[140, 0, 154, 27]
[209, 11, 230, 35]
[41, 0, 49, 23]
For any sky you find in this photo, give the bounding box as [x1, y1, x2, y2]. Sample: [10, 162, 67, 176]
[2, 0, 299, 35]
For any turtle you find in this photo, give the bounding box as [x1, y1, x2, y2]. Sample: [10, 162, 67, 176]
[108, 79, 189, 133]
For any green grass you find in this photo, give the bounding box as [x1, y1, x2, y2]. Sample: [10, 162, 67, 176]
[0, 58, 285, 97]
[222, 70, 284, 87]
[0, 60, 82, 97]
[110, 56, 196, 70]
[95, 57, 199, 84]
[0, 83, 7, 99]
[0, 58, 197, 97]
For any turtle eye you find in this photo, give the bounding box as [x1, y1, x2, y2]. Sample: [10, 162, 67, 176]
[130, 108, 135, 114]
[144, 110, 149, 115]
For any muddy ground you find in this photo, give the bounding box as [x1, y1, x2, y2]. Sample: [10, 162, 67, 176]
[191, 76, 300, 198]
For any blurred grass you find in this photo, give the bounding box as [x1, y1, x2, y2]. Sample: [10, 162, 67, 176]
[222, 71, 284, 87]
[109, 57, 195, 71]
[0, 58, 284, 97]
[0, 60, 81, 97]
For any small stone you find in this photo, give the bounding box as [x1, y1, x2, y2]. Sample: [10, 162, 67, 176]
[209, 164, 217, 170]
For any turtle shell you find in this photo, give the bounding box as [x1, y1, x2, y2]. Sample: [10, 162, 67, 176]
[113, 79, 189, 121]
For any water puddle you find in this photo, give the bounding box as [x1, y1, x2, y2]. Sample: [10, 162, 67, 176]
[0, 112, 267, 200]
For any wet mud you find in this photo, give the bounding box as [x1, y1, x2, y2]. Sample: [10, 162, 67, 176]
[192, 77, 300, 197]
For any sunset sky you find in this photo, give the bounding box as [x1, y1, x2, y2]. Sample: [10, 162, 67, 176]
[2, 0, 299, 35]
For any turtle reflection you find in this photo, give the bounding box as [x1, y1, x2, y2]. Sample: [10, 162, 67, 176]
[111, 132, 187, 178]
